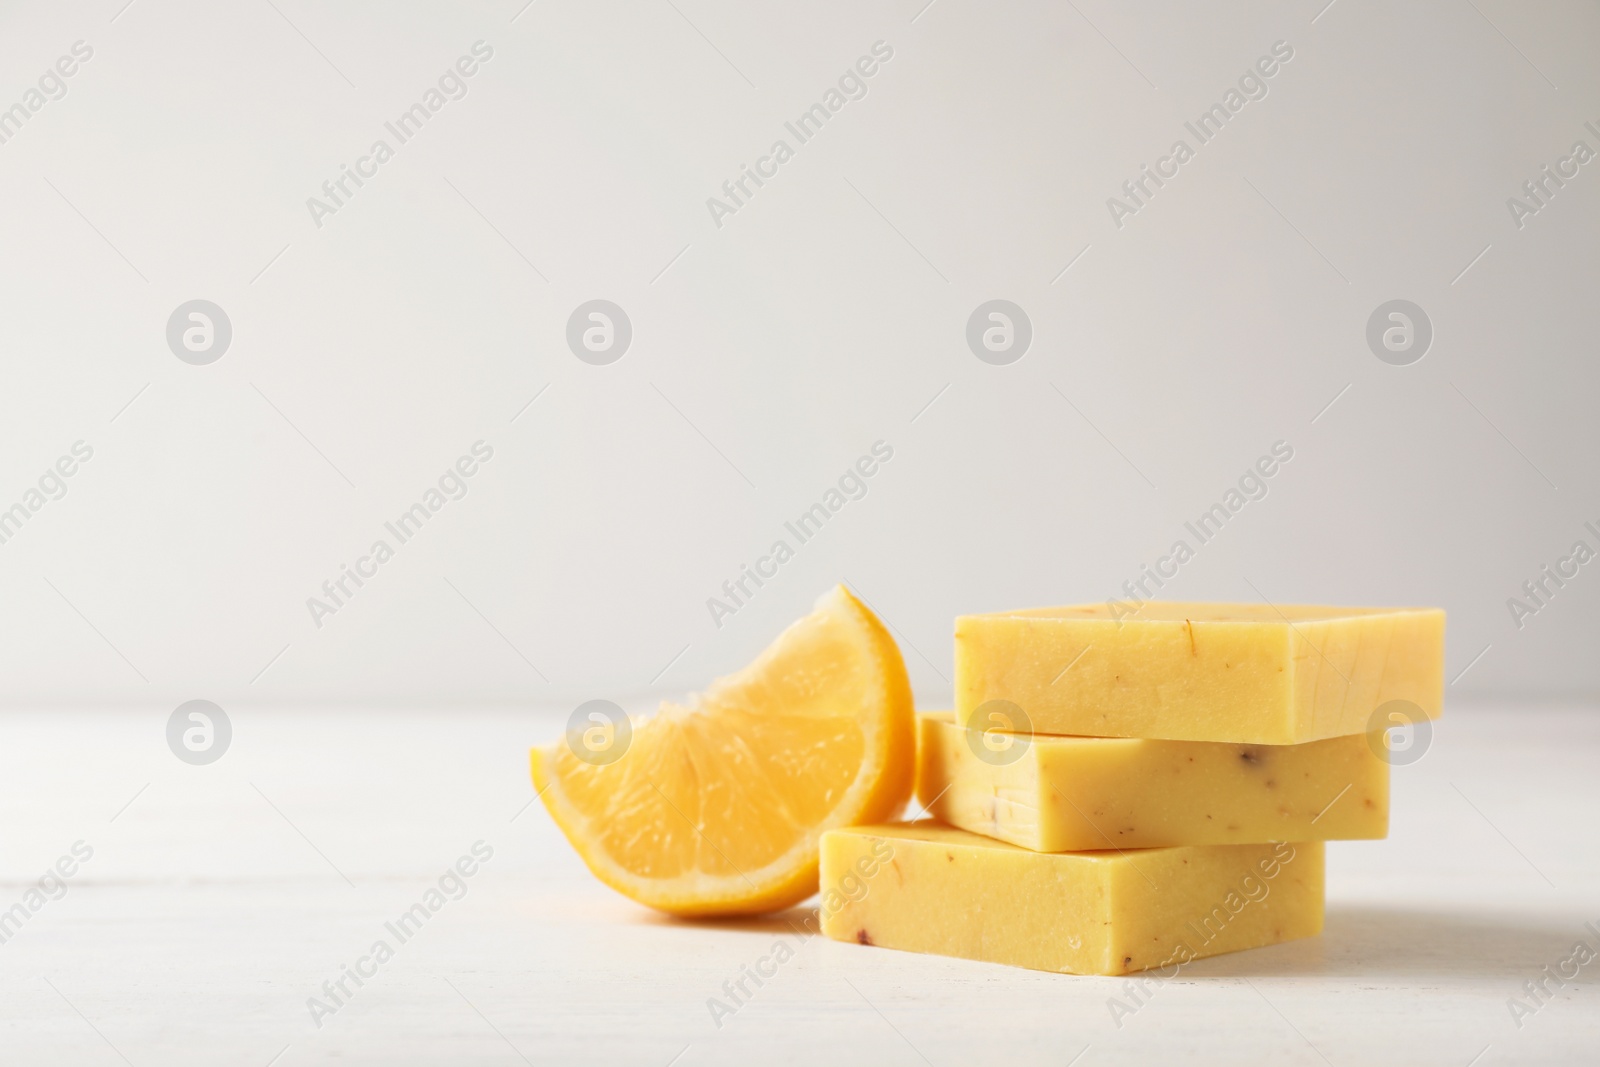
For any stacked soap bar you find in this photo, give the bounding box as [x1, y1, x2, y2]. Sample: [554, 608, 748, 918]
[915, 710, 1389, 851]
[953, 602, 1444, 744]
[823, 825, 1324, 975]
[821, 603, 1444, 975]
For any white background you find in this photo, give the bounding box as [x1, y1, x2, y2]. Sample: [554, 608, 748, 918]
[0, 0, 1595, 711]
[1, 5, 1598, 1066]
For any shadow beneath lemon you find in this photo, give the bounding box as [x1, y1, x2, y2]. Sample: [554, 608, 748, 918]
[632, 905, 822, 937]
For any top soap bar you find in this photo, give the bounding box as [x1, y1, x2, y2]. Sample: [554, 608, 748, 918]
[955, 602, 1444, 744]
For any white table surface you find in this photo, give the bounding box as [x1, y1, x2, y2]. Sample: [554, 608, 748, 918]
[0, 701, 1594, 1066]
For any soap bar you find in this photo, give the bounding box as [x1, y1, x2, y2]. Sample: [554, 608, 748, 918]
[955, 602, 1444, 744]
[820, 823, 1323, 975]
[916, 711, 1387, 851]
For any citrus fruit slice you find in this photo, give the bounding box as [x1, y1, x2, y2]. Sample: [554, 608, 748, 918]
[530, 584, 915, 916]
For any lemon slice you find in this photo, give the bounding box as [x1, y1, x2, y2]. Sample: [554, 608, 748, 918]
[531, 585, 915, 916]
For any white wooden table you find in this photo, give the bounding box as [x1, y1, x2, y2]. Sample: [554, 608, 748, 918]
[0, 702, 1594, 1065]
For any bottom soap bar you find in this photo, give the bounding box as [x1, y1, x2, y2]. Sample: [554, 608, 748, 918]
[819, 823, 1323, 975]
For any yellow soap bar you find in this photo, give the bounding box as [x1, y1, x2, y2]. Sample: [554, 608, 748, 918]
[916, 711, 1387, 851]
[820, 823, 1323, 975]
[955, 602, 1444, 744]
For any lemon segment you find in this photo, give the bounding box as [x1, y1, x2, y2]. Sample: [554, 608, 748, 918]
[531, 584, 915, 916]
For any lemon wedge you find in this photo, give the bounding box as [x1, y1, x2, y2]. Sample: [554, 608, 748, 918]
[531, 585, 915, 916]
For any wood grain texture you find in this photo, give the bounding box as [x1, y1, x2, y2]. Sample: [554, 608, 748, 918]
[0, 702, 1593, 1065]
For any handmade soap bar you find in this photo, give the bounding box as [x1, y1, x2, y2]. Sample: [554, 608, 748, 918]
[955, 602, 1444, 744]
[820, 823, 1323, 975]
[916, 711, 1387, 851]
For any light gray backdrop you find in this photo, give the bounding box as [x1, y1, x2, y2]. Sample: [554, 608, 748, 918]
[0, 0, 1594, 710]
